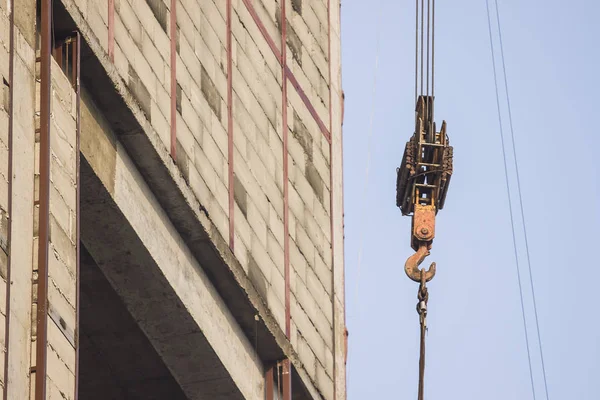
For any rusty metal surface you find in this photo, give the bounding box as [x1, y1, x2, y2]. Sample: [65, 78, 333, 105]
[53, 41, 63, 68]
[412, 204, 435, 247]
[74, 31, 81, 400]
[282, 359, 292, 400]
[396, 136, 417, 212]
[265, 366, 275, 400]
[396, 96, 453, 217]
[51, 36, 78, 86]
[405, 244, 436, 283]
[397, 95, 453, 282]
[416, 270, 429, 400]
[71, 36, 77, 85]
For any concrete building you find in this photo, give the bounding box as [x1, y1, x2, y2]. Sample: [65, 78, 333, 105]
[0, 0, 345, 399]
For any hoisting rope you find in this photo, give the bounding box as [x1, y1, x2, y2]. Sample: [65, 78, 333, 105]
[416, 270, 429, 400]
[415, 0, 435, 114]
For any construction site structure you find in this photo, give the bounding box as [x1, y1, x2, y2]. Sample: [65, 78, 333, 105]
[0, 0, 346, 399]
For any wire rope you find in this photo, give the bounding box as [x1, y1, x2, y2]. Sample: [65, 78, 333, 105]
[493, 1, 550, 398]
[485, 1, 537, 398]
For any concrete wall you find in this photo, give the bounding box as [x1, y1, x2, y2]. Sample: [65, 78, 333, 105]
[0, 2, 11, 393]
[41, 57, 78, 400]
[1, 2, 79, 397]
[78, 85, 264, 399]
[0, 0, 345, 398]
[61, 0, 345, 398]
[2, 0, 37, 398]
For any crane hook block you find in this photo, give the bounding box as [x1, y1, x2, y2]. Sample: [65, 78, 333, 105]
[397, 96, 453, 273]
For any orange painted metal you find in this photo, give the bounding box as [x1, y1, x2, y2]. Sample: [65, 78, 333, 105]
[412, 204, 435, 247]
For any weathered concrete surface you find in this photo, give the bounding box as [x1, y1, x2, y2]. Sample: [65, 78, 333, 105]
[79, 244, 188, 400]
[54, 0, 311, 384]
[34, 55, 80, 400]
[79, 86, 263, 399]
[0, 4, 11, 392]
[53, 0, 346, 397]
[5, 0, 36, 397]
[328, 2, 347, 399]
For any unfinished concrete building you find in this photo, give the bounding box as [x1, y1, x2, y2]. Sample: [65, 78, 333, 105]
[0, 0, 345, 398]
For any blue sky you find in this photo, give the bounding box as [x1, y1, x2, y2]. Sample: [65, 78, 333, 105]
[341, 1, 600, 399]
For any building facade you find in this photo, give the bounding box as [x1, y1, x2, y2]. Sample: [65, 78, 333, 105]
[0, 0, 345, 399]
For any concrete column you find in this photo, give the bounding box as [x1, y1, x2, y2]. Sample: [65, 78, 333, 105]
[30, 30, 79, 398]
[5, 0, 37, 398]
[41, 55, 79, 400]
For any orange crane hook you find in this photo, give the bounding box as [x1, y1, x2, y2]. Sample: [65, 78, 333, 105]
[405, 244, 436, 283]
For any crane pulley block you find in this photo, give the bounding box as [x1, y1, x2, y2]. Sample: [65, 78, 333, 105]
[397, 96, 453, 281]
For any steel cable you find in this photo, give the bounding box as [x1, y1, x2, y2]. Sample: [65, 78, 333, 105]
[493, 1, 550, 398]
[426, 0, 430, 97]
[415, 0, 435, 124]
[420, 0, 424, 96]
[415, 0, 419, 102]
[432, 0, 435, 95]
[417, 272, 429, 400]
[486, 1, 543, 399]
[431, 0, 435, 119]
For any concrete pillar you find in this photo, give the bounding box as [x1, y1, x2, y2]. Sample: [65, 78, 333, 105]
[5, 0, 37, 398]
[41, 54, 79, 400]
[31, 26, 79, 399]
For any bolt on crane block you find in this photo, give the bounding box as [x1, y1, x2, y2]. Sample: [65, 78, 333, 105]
[396, 96, 453, 282]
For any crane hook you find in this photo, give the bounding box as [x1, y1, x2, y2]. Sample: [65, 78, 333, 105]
[405, 244, 436, 283]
